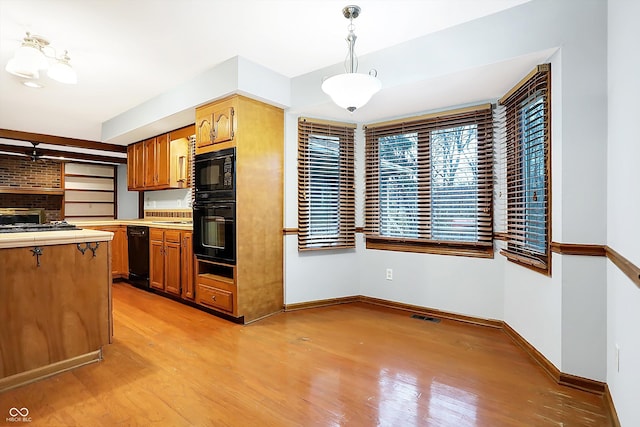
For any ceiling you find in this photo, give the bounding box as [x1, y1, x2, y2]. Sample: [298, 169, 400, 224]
[0, 0, 533, 149]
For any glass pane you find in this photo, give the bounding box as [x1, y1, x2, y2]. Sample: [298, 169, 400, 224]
[520, 95, 546, 254]
[203, 216, 225, 249]
[379, 133, 418, 237]
[309, 134, 340, 241]
[431, 125, 479, 242]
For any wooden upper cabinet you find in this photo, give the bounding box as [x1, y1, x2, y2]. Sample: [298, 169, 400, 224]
[127, 142, 145, 191]
[155, 133, 170, 187]
[134, 143, 144, 189]
[127, 145, 135, 189]
[126, 125, 193, 192]
[195, 98, 236, 153]
[213, 104, 234, 144]
[143, 138, 156, 188]
[196, 104, 214, 149]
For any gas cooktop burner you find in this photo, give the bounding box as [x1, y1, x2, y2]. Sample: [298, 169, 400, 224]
[0, 220, 81, 234]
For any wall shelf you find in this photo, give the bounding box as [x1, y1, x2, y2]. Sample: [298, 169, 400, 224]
[0, 186, 64, 195]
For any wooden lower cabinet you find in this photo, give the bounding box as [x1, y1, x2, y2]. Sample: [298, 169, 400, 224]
[150, 228, 192, 298]
[85, 225, 128, 279]
[149, 232, 165, 291]
[196, 272, 235, 313]
[181, 232, 194, 300]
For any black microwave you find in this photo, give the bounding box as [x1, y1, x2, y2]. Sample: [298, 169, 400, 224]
[194, 148, 235, 201]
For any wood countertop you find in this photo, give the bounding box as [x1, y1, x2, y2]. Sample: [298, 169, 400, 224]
[0, 228, 113, 249]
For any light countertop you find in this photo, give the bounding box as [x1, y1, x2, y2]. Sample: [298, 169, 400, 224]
[70, 220, 193, 231]
[0, 228, 113, 249]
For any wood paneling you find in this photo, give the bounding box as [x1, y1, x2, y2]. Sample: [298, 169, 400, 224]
[234, 95, 284, 323]
[0, 129, 126, 152]
[0, 143, 125, 164]
[0, 243, 110, 387]
[0, 283, 614, 426]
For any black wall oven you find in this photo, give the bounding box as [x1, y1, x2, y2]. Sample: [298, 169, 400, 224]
[193, 147, 237, 264]
[193, 201, 236, 264]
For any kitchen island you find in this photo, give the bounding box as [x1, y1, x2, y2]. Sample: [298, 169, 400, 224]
[0, 228, 113, 392]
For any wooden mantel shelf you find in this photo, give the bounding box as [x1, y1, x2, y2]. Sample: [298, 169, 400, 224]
[0, 186, 64, 195]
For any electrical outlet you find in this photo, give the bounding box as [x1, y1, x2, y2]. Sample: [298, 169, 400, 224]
[616, 344, 620, 372]
[386, 268, 393, 281]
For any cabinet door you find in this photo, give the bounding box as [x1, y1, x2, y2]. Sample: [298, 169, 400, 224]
[143, 138, 156, 188]
[164, 240, 181, 296]
[133, 142, 144, 189]
[196, 105, 214, 148]
[213, 106, 234, 144]
[127, 145, 135, 190]
[155, 133, 170, 187]
[149, 239, 165, 290]
[181, 232, 194, 300]
[117, 226, 129, 278]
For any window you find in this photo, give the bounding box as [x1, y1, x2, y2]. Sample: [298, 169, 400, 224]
[297, 118, 355, 250]
[364, 105, 494, 257]
[499, 64, 551, 273]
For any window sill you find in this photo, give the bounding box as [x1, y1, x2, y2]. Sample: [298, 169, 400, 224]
[500, 249, 551, 276]
[365, 237, 493, 259]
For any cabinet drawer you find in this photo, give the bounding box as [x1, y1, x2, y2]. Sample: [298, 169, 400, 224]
[165, 230, 182, 243]
[149, 228, 164, 241]
[197, 283, 233, 313]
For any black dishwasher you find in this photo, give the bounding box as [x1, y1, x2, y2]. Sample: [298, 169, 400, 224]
[127, 225, 150, 290]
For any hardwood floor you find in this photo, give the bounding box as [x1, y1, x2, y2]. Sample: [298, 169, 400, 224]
[0, 282, 611, 426]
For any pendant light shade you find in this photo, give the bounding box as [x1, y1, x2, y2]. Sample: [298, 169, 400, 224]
[322, 5, 381, 113]
[322, 72, 382, 112]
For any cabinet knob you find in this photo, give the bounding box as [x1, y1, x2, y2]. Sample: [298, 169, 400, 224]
[211, 295, 217, 301]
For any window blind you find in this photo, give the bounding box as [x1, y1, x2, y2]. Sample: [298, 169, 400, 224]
[499, 64, 551, 272]
[364, 105, 493, 255]
[297, 118, 355, 250]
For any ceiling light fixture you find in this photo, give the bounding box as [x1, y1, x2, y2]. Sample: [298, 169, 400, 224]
[5, 32, 77, 85]
[321, 5, 381, 113]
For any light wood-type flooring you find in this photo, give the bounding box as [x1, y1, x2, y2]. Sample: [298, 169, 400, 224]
[0, 282, 612, 426]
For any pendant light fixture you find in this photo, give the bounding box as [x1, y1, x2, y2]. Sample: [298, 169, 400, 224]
[5, 32, 77, 85]
[322, 5, 381, 112]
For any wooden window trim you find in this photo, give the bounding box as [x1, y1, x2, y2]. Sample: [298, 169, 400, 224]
[499, 64, 552, 275]
[297, 118, 356, 251]
[364, 104, 494, 258]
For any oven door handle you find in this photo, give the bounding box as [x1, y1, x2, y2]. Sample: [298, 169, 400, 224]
[193, 205, 231, 211]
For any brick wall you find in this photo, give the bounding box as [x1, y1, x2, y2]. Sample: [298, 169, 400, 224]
[0, 155, 63, 222]
[0, 155, 62, 189]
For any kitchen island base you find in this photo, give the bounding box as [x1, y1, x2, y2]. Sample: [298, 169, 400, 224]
[0, 229, 113, 392]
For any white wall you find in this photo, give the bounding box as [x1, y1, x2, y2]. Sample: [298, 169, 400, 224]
[144, 188, 191, 210]
[116, 164, 139, 219]
[607, 0, 640, 424]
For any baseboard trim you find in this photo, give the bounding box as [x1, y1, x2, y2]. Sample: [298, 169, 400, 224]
[285, 296, 360, 311]
[0, 349, 102, 393]
[604, 384, 622, 427]
[502, 321, 562, 382]
[359, 296, 503, 329]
